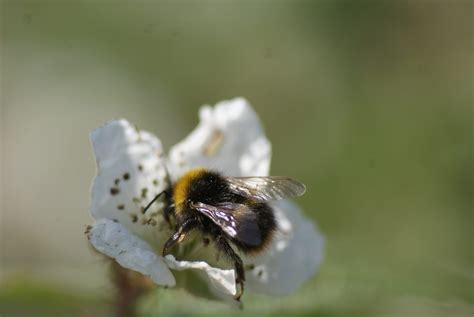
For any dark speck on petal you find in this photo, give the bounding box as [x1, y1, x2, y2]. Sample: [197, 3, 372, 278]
[147, 218, 157, 226]
[110, 187, 120, 195]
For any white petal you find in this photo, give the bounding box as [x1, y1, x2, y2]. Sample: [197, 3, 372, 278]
[245, 201, 325, 295]
[164, 255, 237, 297]
[87, 219, 176, 287]
[90, 119, 169, 242]
[168, 98, 271, 179]
[165, 254, 237, 296]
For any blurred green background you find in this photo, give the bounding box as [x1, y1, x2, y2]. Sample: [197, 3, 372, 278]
[1, 1, 473, 316]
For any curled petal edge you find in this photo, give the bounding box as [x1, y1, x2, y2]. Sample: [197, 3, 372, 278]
[87, 218, 176, 287]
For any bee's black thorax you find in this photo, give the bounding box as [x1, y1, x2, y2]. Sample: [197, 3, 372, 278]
[186, 170, 244, 205]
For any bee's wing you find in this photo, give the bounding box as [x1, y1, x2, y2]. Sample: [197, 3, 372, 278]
[225, 176, 306, 202]
[190, 201, 262, 246]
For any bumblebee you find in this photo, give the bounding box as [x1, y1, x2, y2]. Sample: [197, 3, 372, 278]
[144, 168, 306, 300]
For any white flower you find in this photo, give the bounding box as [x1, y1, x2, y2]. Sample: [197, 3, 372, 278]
[86, 98, 324, 301]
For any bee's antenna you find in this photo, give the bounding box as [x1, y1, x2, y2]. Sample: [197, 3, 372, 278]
[143, 191, 165, 214]
[163, 162, 173, 188]
[143, 163, 173, 214]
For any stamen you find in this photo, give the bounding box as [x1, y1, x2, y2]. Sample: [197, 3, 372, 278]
[203, 129, 224, 156]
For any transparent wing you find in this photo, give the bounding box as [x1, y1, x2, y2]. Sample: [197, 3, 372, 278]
[225, 176, 306, 202]
[190, 201, 262, 246]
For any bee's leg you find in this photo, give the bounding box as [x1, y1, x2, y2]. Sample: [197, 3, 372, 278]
[162, 189, 175, 229]
[162, 218, 198, 257]
[163, 203, 175, 229]
[214, 235, 245, 301]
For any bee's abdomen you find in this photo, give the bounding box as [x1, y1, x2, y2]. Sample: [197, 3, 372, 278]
[233, 202, 277, 255]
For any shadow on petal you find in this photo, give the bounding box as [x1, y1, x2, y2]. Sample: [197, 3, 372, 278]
[245, 200, 325, 295]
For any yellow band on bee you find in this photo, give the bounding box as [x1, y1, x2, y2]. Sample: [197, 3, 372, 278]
[173, 168, 207, 213]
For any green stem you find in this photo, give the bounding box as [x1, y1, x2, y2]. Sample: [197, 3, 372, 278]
[110, 261, 154, 317]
